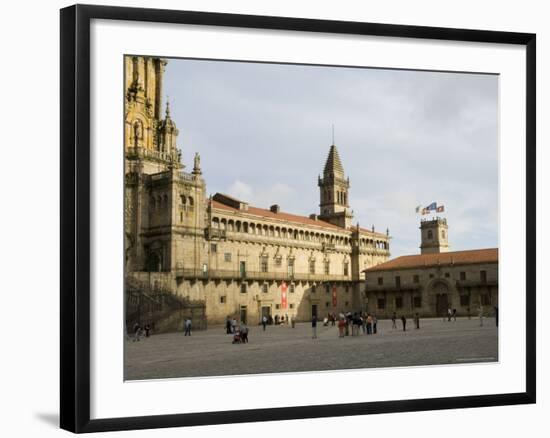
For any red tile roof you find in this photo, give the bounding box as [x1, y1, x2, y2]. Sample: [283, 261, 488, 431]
[211, 199, 343, 231]
[210, 194, 388, 238]
[363, 248, 498, 272]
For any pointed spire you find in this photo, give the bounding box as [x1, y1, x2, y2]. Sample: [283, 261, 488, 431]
[165, 96, 171, 118]
[323, 144, 345, 177]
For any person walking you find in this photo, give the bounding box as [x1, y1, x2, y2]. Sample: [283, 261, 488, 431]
[231, 317, 237, 333]
[311, 315, 318, 339]
[262, 315, 268, 331]
[452, 308, 457, 322]
[338, 317, 346, 338]
[240, 323, 249, 343]
[132, 322, 141, 342]
[184, 318, 192, 336]
[366, 314, 373, 335]
[494, 306, 499, 327]
[447, 307, 452, 322]
[414, 313, 420, 329]
[391, 312, 397, 329]
[478, 305, 484, 327]
[373, 314, 378, 334]
[225, 316, 232, 334]
[401, 315, 407, 331]
[144, 323, 151, 338]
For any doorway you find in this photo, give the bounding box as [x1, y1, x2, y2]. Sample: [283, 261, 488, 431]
[311, 304, 318, 319]
[261, 306, 271, 320]
[240, 305, 247, 324]
[436, 293, 449, 317]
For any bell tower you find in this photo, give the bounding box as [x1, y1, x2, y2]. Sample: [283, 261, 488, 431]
[124, 56, 182, 175]
[420, 217, 449, 254]
[318, 144, 353, 228]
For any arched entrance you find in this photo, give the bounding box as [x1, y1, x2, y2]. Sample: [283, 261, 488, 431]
[430, 279, 451, 317]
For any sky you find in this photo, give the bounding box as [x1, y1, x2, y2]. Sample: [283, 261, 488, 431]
[163, 58, 499, 258]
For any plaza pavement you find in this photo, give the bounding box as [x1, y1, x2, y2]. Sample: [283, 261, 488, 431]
[124, 317, 498, 380]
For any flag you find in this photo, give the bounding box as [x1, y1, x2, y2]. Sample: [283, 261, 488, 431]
[436, 205, 445, 213]
[332, 286, 337, 307]
[281, 281, 288, 309]
[426, 202, 437, 211]
[415, 205, 422, 213]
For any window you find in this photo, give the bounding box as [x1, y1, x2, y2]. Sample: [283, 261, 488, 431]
[275, 304, 280, 310]
[180, 212, 183, 222]
[413, 296, 422, 308]
[326, 302, 330, 308]
[289, 304, 295, 309]
[442, 230, 446, 239]
[344, 262, 349, 276]
[289, 284, 295, 293]
[345, 301, 349, 307]
[480, 270, 487, 283]
[460, 271, 466, 281]
[324, 260, 330, 275]
[378, 277, 384, 285]
[481, 294, 491, 305]
[220, 296, 226, 304]
[325, 284, 330, 294]
[240, 283, 247, 294]
[429, 274, 434, 279]
[224, 252, 231, 262]
[427, 230, 433, 239]
[413, 275, 420, 283]
[275, 256, 282, 267]
[444, 272, 450, 278]
[309, 259, 316, 274]
[345, 285, 349, 293]
[262, 283, 268, 294]
[377, 298, 386, 309]
[287, 259, 295, 276]
[395, 276, 401, 288]
[260, 257, 268, 273]
[395, 297, 403, 309]
[311, 285, 316, 294]
[210, 243, 217, 253]
[460, 295, 470, 306]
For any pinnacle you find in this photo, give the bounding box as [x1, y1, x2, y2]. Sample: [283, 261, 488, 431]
[323, 144, 345, 177]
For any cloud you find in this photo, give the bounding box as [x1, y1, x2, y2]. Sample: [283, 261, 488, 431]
[164, 58, 499, 257]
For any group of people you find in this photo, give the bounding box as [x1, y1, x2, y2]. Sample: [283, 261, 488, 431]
[313, 312, 384, 338]
[225, 316, 250, 344]
[131, 322, 152, 341]
[231, 323, 249, 344]
[391, 312, 421, 331]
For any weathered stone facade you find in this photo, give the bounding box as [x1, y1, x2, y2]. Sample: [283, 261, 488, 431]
[124, 56, 391, 326]
[364, 241, 498, 318]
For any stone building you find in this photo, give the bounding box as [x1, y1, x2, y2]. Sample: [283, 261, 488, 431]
[363, 218, 498, 318]
[124, 56, 391, 327]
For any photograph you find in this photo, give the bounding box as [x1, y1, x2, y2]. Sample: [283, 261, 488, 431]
[124, 55, 499, 381]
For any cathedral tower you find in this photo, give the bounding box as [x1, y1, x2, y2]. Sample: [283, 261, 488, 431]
[124, 56, 182, 175]
[318, 144, 353, 228]
[420, 217, 449, 254]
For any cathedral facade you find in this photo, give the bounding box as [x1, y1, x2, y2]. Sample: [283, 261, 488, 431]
[124, 56, 390, 326]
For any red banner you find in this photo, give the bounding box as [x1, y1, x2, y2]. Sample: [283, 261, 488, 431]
[332, 285, 337, 307]
[281, 281, 288, 309]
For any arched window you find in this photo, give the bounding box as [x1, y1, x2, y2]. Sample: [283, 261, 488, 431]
[428, 230, 433, 239]
[188, 196, 194, 206]
[180, 195, 187, 205]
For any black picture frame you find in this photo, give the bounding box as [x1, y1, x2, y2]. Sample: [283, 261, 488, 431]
[60, 4, 536, 433]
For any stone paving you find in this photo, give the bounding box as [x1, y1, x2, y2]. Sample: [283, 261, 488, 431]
[124, 317, 498, 380]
